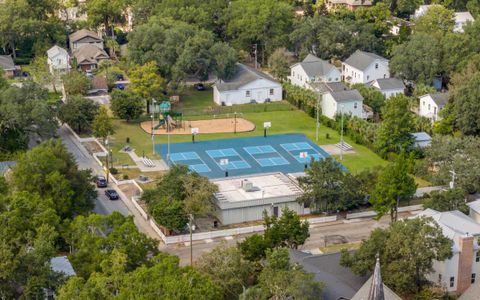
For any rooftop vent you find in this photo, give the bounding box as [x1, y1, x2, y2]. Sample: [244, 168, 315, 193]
[241, 179, 259, 192]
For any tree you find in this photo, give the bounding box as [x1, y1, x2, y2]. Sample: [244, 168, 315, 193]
[370, 152, 417, 222]
[128, 61, 166, 111]
[209, 42, 238, 80]
[452, 72, 480, 135]
[340, 217, 453, 294]
[415, 5, 455, 35]
[58, 95, 99, 133]
[92, 106, 115, 143]
[197, 245, 255, 300]
[242, 248, 323, 299]
[62, 71, 91, 95]
[297, 157, 364, 213]
[85, 0, 125, 35]
[423, 188, 468, 214]
[225, 0, 294, 63]
[351, 83, 386, 116]
[110, 89, 144, 121]
[384, 0, 423, 17]
[64, 212, 159, 278]
[12, 140, 96, 218]
[141, 165, 218, 232]
[29, 55, 59, 92]
[268, 48, 294, 82]
[390, 33, 443, 84]
[374, 94, 415, 157]
[0, 82, 57, 153]
[239, 208, 309, 261]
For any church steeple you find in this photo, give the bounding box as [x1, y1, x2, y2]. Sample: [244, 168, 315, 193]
[368, 255, 385, 300]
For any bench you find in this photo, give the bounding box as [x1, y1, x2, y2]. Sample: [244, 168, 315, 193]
[141, 158, 156, 168]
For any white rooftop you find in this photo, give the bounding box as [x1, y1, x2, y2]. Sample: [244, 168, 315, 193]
[50, 256, 76, 276]
[468, 199, 480, 214]
[414, 209, 480, 252]
[213, 173, 302, 203]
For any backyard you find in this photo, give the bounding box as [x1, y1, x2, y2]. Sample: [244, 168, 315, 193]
[108, 87, 387, 174]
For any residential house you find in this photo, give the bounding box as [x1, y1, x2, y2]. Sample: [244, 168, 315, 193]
[454, 12, 475, 33]
[72, 44, 109, 72]
[213, 63, 282, 106]
[325, 0, 373, 11]
[58, 0, 87, 22]
[418, 93, 448, 122]
[47, 45, 70, 74]
[0, 55, 17, 78]
[45, 256, 76, 298]
[289, 250, 401, 300]
[69, 29, 103, 51]
[370, 78, 405, 99]
[414, 209, 480, 294]
[342, 50, 389, 84]
[312, 82, 369, 119]
[459, 281, 480, 299]
[289, 54, 341, 89]
[412, 4, 437, 19]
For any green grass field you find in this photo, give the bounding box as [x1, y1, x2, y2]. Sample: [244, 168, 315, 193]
[108, 88, 387, 173]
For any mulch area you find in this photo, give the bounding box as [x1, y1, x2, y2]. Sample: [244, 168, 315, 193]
[140, 118, 256, 135]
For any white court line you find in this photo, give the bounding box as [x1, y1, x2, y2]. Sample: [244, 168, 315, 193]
[243, 145, 290, 168]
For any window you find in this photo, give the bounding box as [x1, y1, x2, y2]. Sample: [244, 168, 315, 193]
[428, 104, 431, 110]
[375, 63, 379, 69]
[354, 102, 358, 109]
[472, 273, 476, 284]
[293, 71, 295, 77]
[269, 89, 274, 95]
[423, 101, 425, 106]
[367, 75, 370, 80]
[384, 74, 386, 78]
[438, 274, 442, 283]
[335, 78, 339, 81]
[450, 277, 455, 288]
[476, 251, 480, 262]
[328, 77, 332, 81]
[246, 91, 251, 97]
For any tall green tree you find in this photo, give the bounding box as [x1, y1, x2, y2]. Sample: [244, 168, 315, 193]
[62, 71, 91, 95]
[340, 217, 452, 294]
[414, 5, 455, 35]
[374, 94, 415, 157]
[351, 83, 386, 116]
[12, 140, 96, 218]
[110, 89, 144, 122]
[268, 48, 294, 82]
[58, 95, 99, 133]
[85, 0, 126, 35]
[128, 61, 166, 111]
[370, 152, 417, 222]
[209, 42, 238, 80]
[92, 106, 115, 143]
[452, 72, 480, 135]
[297, 158, 364, 212]
[423, 188, 468, 214]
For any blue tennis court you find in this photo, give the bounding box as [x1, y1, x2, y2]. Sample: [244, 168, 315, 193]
[156, 134, 343, 179]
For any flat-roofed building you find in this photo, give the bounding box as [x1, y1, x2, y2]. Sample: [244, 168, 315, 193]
[213, 173, 304, 225]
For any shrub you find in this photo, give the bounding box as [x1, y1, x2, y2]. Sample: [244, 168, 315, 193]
[109, 167, 118, 175]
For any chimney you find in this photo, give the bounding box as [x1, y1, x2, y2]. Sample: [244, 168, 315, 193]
[456, 234, 474, 293]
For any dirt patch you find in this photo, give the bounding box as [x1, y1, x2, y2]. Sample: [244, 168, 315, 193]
[117, 183, 141, 199]
[140, 118, 255, 135]
[82, 141, 104, 155]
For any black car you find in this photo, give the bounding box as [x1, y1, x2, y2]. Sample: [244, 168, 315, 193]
[96, 176, 107, 188]
[105, 189, 119, 200]
[195, 83, 205, 91]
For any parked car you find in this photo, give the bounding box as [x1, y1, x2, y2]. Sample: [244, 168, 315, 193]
[105, 189, 119, 200]
[195, 83, 205, 91]
[96, 176, 107, 188]
[249, 99, 257, 104]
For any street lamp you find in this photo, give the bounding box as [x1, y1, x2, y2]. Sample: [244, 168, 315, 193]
[340, 104, 345, 161]
[189, 214, 194, 266]
[151, 114, 155, 155]
[316, 93, 321, 142]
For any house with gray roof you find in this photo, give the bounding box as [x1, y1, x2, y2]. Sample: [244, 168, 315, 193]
[325, 0, 373, 11]
[0, 55, 18, 78]
[289, 54, 341, 89]
[413, 209, 480, 294]
[370, 78, 405, 99]
[312, 82, 370, 119]
[342, 50, 389, 84]
[418, 92, 448, 122]
[69, 29, 103, 51]
[213, 63, 282, 106]
[72, 44, 109, 72]
[47, 45, 70, 74]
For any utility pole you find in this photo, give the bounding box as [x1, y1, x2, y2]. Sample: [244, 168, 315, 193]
[189, 214, 194, 266]
[316, 93, 320, 142]
[105, 138, 109, 184]
[449, 169, 456, 189]
[234, 112, 237, 134]
[151, 114, 155, 155]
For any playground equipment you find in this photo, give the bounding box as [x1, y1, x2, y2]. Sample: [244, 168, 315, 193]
[154, 112, 185, 131]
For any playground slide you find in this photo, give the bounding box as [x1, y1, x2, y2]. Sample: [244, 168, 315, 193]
[167, 115, 177, 127]
[154, 119, 166, 129]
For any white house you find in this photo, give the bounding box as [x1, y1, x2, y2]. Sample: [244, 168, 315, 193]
[468, 199, 480, 224]
[414, 209, 480, 294]
[454, 12, 475, 33]
[69, 29, 103, 51]
[342, 50, 389, 84]
[289, 54, 341, 89]
[47, 45, 70, 74]
[370, 78, 405, 99]
[313, 82, 366, 119]
[325, 0, 372, 11]
[213, 63, 282, 106]
[412, 4, 438, 19]
[418, 93, 448, 122]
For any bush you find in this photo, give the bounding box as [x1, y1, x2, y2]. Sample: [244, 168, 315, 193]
[122, 174, 129, 180]
[109, 167, 118, 175]
[283, 83, 318, 117]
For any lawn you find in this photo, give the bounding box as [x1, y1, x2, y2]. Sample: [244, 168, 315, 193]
[109, 109, 386, 173]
